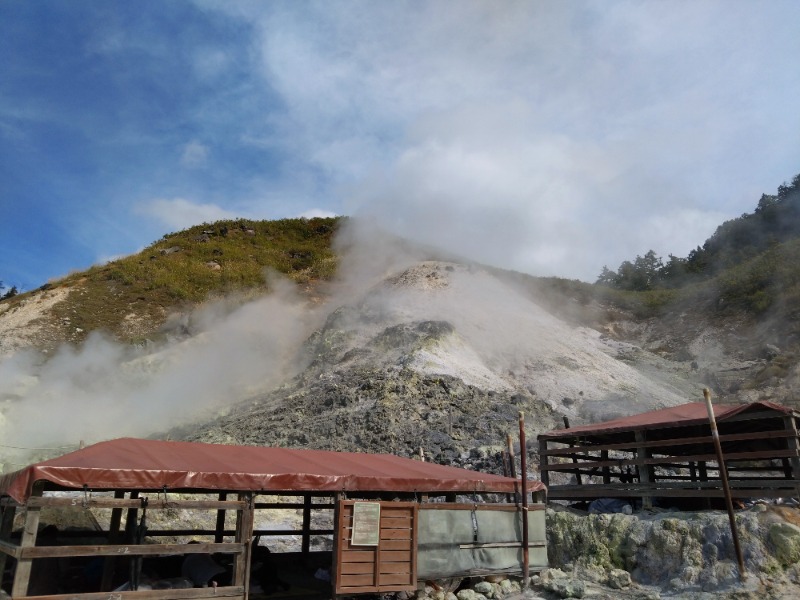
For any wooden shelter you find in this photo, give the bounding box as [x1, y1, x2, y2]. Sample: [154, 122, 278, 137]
[0, 438, 547, 599]
[538, 400, 800, 509]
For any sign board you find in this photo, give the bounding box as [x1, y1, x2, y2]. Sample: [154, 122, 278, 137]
[351, 501, 381, 546]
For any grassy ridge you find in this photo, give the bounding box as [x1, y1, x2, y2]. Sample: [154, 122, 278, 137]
[94, 217, 341, 301]
[42, 217, 342, 343]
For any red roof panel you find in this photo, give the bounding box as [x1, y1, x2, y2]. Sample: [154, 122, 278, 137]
[538, 400, 794, 440]
[0, 438, 543, 503]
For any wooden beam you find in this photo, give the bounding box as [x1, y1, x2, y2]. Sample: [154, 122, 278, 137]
[214, 492, 227, 544]
[541, 429, 797, 455]
[100, 490, 126, 592]
[0, 502, 16, 576]
[20, 541, 242, 559]
[302, 493, 312, 556]
[332, 492, 343, 600]
[538, 439, 550, 489]
[634, 431, 652, 509]
[783, 416, 800, 497]
[25, 497, 245, 510]
[232, 492, 254, 594]
[20, 586, 245, 599]
[11, 481, 44, 597]
[540, 448, 800, 472]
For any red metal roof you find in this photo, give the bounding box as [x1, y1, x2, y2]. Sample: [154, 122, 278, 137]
[539, 400, 795, 440]
[0, 438, 543, 503]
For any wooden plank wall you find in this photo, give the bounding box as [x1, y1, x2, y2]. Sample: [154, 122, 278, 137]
[334, 501, 417, 596]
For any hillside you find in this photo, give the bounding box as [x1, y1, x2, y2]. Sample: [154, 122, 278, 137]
[2, 176, 800, 463]
[0, 217, 341, 357]
[3, 199, 800, 599]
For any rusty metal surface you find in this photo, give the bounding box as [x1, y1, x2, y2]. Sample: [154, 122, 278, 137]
[539, 401, 795, 440]
[0, 438, 544, 503]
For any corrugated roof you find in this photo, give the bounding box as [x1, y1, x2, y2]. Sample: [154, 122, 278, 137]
[538, 400, 795, 440]
[0, 438, 543, 503]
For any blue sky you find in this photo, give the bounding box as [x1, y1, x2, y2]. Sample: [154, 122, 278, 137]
[2, 0, 799, 292]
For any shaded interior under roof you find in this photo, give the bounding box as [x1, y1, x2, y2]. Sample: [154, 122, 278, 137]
[0, 438, 542, 503]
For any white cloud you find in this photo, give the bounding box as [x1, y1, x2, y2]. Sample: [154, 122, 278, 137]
[197, 1, 789, 279]
[296, 208, 338, 219]
[180, 141, 210, 168]
[134, 198, 239, 230]
[188, 1, 800, 279]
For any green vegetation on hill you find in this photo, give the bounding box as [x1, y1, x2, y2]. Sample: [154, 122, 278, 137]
[92, 217, 341, 301]
[594, 173, 800, 322]
[21, 217, 341, 343]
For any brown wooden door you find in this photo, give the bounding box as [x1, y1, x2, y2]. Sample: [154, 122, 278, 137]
[334, 500, 418, 596]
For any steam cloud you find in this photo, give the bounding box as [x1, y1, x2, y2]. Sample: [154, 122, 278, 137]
[0, 275, 320, 467]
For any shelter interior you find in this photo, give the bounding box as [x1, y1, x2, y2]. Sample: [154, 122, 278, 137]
[538, 401, 800, 511]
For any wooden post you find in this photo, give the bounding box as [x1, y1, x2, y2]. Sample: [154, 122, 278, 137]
[634, 431, 653, 509]
[704, 388, 746, 582]
[0, 502, 17, 581]
[519, 412, 530, 588]
[538, 438, 550, 489]
[302, 493, 312, 557]
[100, 490, 126, 592]
[783, 415, 800, 498]
[601, 450, 611, 484]
[233, 492, 254, 595]
[563, 416, 583, 485]
[331, 492, 343, 600]
[123, 490, 140, 543]
[11, 482, 44, 597]
[215, 492, 227, 543]
[507, 433, 520, 503]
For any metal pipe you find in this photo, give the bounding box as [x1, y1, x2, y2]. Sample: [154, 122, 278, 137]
[703, 387, 746, 582]
[519, 411, 530, 587]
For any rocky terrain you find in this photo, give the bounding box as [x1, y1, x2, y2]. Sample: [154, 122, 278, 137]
[173, 261, 708, 464]
[2, 255, 800, 599]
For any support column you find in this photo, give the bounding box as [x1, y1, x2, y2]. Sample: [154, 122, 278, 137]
[11, 482, 44, 597]
[634, 431, 652, 509]
[0, 502, 17, 582]
[783, 416, 800, 497]
[301, 494, 312, 557]
[233, 492, 254, 595]
[538, 439, 550, 489]
[331, 492, 343, 600]
[100, 490, 126, 592]
[215, 492, 227, 544]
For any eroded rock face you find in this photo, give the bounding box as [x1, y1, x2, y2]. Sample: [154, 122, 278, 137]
[546, 506, 800, 595]
[182, 262, 710, 464]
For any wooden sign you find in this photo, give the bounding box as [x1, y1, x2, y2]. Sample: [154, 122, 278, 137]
[351, 501, 381, 546]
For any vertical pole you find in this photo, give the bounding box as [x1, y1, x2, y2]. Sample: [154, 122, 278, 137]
[507, 433, 520, 504]
[783, 416, 800, 498]
[703, 388, 746, 582]
[0, 502, 17, 582]
[634, 431, 653, 509]
[563, 417, 583, 485]
[11, 482, 44, 597]
[519, 412, 530, 588]
[233, 492, 254, 594]
[302, 493, 312, 557]
[100, 490, 126, 592]
[331, 492, 343, 599]
[538, 438, 550, 489]
[214, 492, 227, 544]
